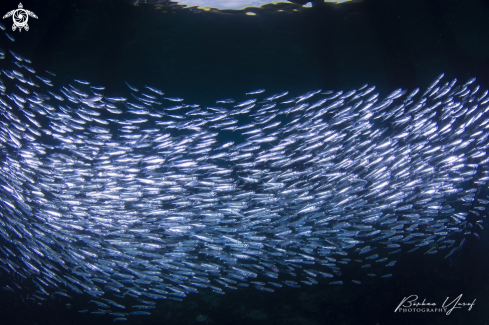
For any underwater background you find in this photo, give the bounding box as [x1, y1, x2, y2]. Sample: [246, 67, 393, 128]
[0, 0, 488, 325]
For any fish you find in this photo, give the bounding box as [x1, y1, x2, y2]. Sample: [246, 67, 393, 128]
[164, 96, 184, 102]
[35, 75, 52, 85]
[265, 91, 288, 101]
[131, 311, 151, 316]
[246, 89, 265, 95]
[0, 27, 486, 319]
[113, 318, 127, 322]
[9, 50, 22, 61]
[145, 85, 164, 95]
[216, 98, 235, 104]
[234, 98, 256, 107]
[5, 32, 15, 42]
[74, 79, 90, 85]
[125, 81, 138, 92]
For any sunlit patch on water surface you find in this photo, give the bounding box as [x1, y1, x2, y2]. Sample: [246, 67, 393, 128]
[129, 0, 356, 12]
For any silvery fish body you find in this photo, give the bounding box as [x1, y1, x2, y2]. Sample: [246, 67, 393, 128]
[0, 28, 486, 316]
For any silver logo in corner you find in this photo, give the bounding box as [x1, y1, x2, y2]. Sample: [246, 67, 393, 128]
[3, 3, 38, 32]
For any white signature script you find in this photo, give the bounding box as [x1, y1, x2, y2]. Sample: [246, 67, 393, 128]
[395, 294, 476, 315]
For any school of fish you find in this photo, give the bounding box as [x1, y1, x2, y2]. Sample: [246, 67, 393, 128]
[0, 24, 487, 319]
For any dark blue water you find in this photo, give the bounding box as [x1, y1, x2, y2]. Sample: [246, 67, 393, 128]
[0, 0, 488, 324]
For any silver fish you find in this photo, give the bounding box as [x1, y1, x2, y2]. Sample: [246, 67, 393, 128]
[0, 32, 486, 319]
